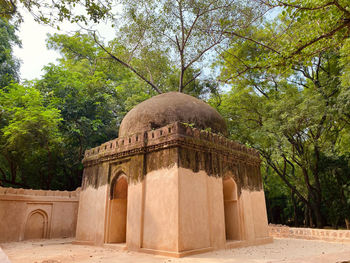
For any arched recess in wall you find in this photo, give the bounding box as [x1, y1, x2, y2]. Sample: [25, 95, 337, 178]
[107, 172, 128, 243]
[24, 209, 48, 240]
[223, 176, 241, 241]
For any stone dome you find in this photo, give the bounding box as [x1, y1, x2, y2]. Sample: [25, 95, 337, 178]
[119, 92, 227, 137]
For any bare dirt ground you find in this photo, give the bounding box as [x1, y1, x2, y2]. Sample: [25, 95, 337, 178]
[1, 238, 350, 263]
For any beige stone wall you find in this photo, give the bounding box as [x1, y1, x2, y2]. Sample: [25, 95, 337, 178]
[75, 162, 271, 256]
[137, 167, 270, 254]
[269, 225, 350, 242]
[131, 167, 227, 254]
[75, 185, 106, 244]
[75, 162, 109, 245]
[206, 176, 226, 249]
[178, 169, 211, 251]
[0, 187, 80, 243]
[126, 182, 142, 249]
[142, 166, 179, 251]
[250, 191, 269, 238]
[239, 190, 256, 240]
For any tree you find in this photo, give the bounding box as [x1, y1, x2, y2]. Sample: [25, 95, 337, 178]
[2, 0, 271, 94]
[0, 0, 113, 25]
[214, 0, 350, 228]
[263, 0, 350, 59]
[48, 32, 222, 97]
[0, 83, 62, 188]
[92, 0, 271, 93]
[35, 32, 159, 189]
[216, 17, 350, 227]
[0, 17, 21, 87]
[218, 0, 350, 81]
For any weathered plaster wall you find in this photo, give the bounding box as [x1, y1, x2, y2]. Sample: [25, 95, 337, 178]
[77, 122, 271, 256]
[239, 189, 269, 241]
[0, 187, 79, 243]
[126, 182, 142, 249]
[207, 176, 226, 249]
[178, 169, 210, 251]
[177, 147, 262, 194]
[75, 164, 108, 245]
[251, 191, 269, 238]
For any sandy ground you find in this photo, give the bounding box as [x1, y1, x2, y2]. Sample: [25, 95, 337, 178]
[1, 238, 350, 263]
[0, 247, 10, 263]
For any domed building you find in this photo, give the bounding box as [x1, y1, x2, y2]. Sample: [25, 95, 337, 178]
[75, 92, 271, 257]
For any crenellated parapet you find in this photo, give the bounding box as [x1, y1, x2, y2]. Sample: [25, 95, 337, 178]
[0, 186, 80, 199]
[83, 122, 260, 167]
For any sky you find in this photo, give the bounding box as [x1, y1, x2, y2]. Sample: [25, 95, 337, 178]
[13, 10, 115, 81]
[13, 7, 279, 83]
[13, 13, 61, 81]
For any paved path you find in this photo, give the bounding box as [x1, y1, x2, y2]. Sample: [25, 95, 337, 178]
[2, 238, 350, 263]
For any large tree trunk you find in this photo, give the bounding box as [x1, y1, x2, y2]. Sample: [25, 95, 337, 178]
[311, 202, 324, 228]
[291, 191, 299, 227]
[45, 148, 55, 190]
[345, 219, 350, 230]
[304, 204, 310, 227]
[302, 167, 325, 228]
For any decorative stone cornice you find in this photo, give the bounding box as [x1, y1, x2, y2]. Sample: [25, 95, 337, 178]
[82, 122, 260, 167]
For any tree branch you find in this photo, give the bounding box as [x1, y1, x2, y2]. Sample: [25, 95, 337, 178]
[271, 0, 336, 11]
[223, 30, 281, 54]
[289, 20, 350, 57]
[182, 72, 201, 90]
[0, 0, 17, 16]
[92, 32, 162, 94]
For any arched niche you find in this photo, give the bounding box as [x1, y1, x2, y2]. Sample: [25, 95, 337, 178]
[107, 172, 128, 243]
[24, 209, 48, 240]
[110, 174, 128, 200]
[223, 176, 241, 241]
[223, 177, 238, 201]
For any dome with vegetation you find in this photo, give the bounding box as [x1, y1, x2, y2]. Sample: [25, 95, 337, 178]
[118, 92, 227, 137]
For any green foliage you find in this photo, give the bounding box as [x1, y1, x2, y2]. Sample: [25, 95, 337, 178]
[214, 0, 350, 227]
[219, 0, 350, 88]
[319, 154, 350, 228]
[0, 17, 20, 87]
[0, 83, 63, 189]
[0, 84, 62, 148]
[339, 38, 350, 88]
[216, 9, 350, 227]
[0, 0, 113, 25]
[31, 32, 164, 189]
[113, 0, 267, 92]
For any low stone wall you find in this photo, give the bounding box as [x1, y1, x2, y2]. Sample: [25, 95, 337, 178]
[269, 224, 350, 242]
[0, 186, 80, 243]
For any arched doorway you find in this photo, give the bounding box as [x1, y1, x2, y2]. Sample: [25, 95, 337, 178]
[107, 173, 128, 243]
[24, 210, 48, 240]
[223, 177, 241, 241]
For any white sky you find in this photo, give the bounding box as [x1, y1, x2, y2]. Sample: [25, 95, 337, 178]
[13, 13, 61, 81]
[13, 10, 115, 81]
